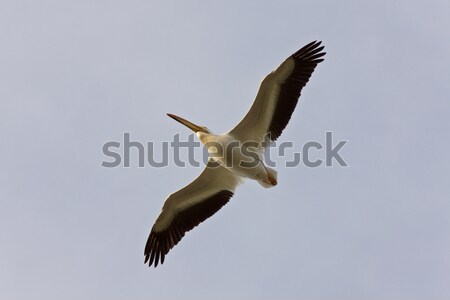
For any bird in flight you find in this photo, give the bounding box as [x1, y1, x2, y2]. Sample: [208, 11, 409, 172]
[145, 41, 325, 267]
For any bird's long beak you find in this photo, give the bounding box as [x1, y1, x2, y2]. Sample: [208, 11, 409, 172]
[167, 113, 204, 132]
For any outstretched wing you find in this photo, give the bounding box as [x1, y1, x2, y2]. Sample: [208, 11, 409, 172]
[144, 160, 242, 267]
[228, 41, 325, 145]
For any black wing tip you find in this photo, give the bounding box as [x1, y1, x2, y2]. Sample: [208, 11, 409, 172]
[292, 40, 326, 62]
[303, 40, 321, 49]
[144, 229, 165, 268]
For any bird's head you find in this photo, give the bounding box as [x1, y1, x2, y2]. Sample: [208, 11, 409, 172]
[167, 113, 210, 134]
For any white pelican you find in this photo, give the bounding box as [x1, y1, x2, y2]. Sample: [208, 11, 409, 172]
[145, 41, 325, 267]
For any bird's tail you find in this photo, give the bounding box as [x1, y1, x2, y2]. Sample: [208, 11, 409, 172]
[258, 166, 278, 188]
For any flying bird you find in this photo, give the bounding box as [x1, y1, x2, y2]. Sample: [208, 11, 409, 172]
[145, 41, 325, 267]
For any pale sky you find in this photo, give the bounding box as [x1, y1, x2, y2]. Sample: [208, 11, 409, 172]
[1, 1, 450, 299]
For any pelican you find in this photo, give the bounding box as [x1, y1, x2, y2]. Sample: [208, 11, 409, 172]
[145, 41, 325, 267]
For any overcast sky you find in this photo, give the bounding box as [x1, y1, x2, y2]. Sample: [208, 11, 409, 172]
[1, 1, 450, 299]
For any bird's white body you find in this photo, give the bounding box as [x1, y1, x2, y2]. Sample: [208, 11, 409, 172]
[145, 41, 326, 267]
[197, 131, 277, 186]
